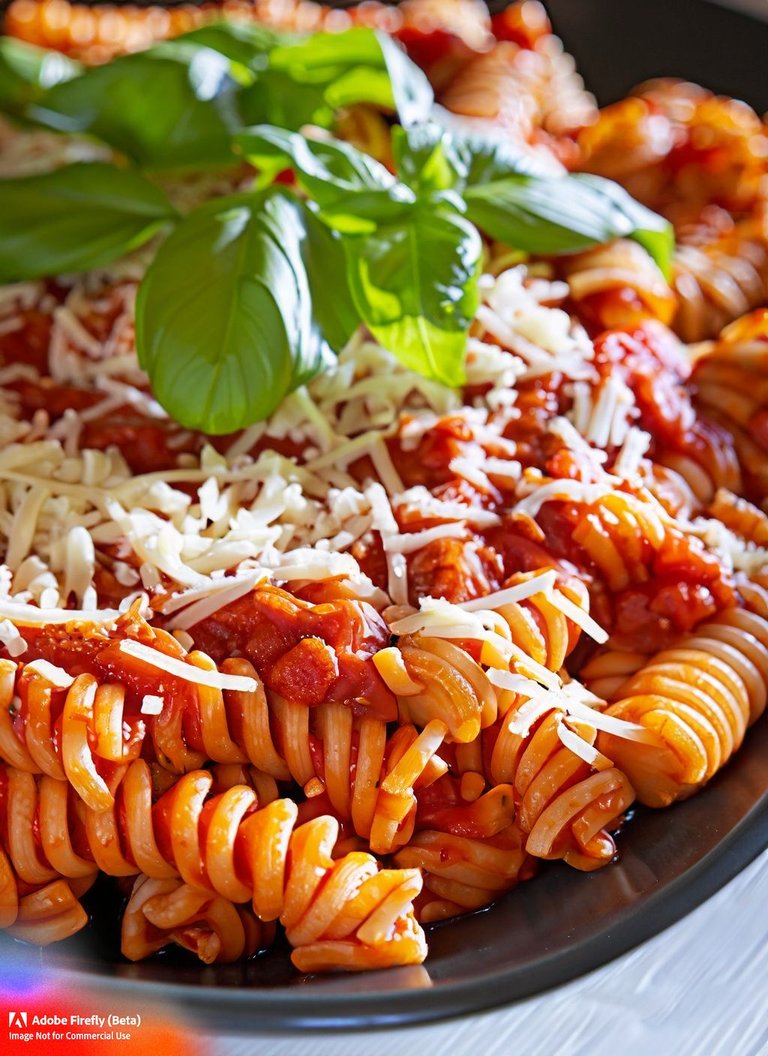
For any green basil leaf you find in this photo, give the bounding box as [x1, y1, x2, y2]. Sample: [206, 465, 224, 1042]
[344, 205, 481, 387]
[269, 26, 386, 79]
[394, 117, 559, 199]
[30, 44, 242, 169]
[0, 37, 81, 115]
[464, 175, 614, 253]
[454, 132, 558, 185]
[296, 202, 360, 367]
[392, 123, 464, 193]
[573, 173, 675, 279]
[237, 30, 387, 132]
[235, 125, 414, 232]
[0, 162, 177, 282]
[376, 32, 434, 127]
[237, 70, 337, 132]
[237, 125, 394, 194]
[463, 174, 636, 254]
[464, 172, 674, 267]
[172, 21, 288, 74]
[323, 66, 394, 111]
[268, 27, 433, 125]
[136, 188, 343, 434]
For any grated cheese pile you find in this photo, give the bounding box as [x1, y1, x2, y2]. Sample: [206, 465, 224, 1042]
[0, 219, 613, 627]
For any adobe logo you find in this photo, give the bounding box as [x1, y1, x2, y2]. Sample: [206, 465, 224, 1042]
[8, 1012, 27, 1028]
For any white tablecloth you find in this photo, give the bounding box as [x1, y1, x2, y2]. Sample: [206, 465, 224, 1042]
[207, 847, 768, 1056]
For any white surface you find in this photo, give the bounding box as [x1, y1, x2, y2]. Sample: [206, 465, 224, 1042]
[208, 848, 768, 1056]
[705, 0, 768, 22]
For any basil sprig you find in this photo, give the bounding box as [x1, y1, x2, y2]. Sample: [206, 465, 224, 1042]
[0, 32, 675, 434]
[237, 125, 480, 388]
[0, 163, 177, 282]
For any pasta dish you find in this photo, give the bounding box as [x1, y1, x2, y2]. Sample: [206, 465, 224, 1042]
[0, 0, 767, 975]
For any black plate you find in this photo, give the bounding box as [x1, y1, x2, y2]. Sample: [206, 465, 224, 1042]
[1, 0, 768, 1033]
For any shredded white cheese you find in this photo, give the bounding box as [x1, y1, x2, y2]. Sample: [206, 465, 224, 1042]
[24, 659, 75, 688]
[0, 619, 27, 657]
[117, 640, 258, 692]
[140, 694, 165, 716]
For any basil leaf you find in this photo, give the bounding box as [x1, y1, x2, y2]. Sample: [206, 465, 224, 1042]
[344, 205, 481, 387]
[30, 44, 242, 169]
[236, 125, 414, 232]
[237, 70, 337, 132]
[268, 27, 433, 125]
[173, 21, 288, 74]
[136, 188, 343, 434]
[394, 117, 559, 199]
[392, 123, 464, 193]
[376, 32, 434, 128]
[237, 29, 394, 132]
[463, 174, 634, 254]
[464, 175, 614, 253]
[0, 162, 177, 282]
[464, 172, 674, 269]
[0, 37, 81, 115]
[451, 127, 558, 185]
[295, 202, 360, 371]
[573, 173, 675, 279]
[269, 26, 387, 78]
[323, 66, 395, 111]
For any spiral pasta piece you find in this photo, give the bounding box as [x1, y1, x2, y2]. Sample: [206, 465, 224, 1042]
[674, 212, 768, 342]
[579, 648, 650, 701]
[578, 82, 768, 221]
[494, 571, 590, 673]
[386, 636, 497, 742]
[0, 761, 427, 971]
[0, 659, 144, 810]
[382, 569, 594, 713]
[708, 488, 768, 549]
[692, 311, 768, 501]
[562, 240, 677, 331]
[5, 879, 92, 945]
[654, 418, 744, 509]
[396, 820, 530, 923]
[570, 491, 667, 592]
[439, 33, 596, 149]
[600, 609, 768, 806]
[486, 685, 635, 870]
[122, 875, 273, 965]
